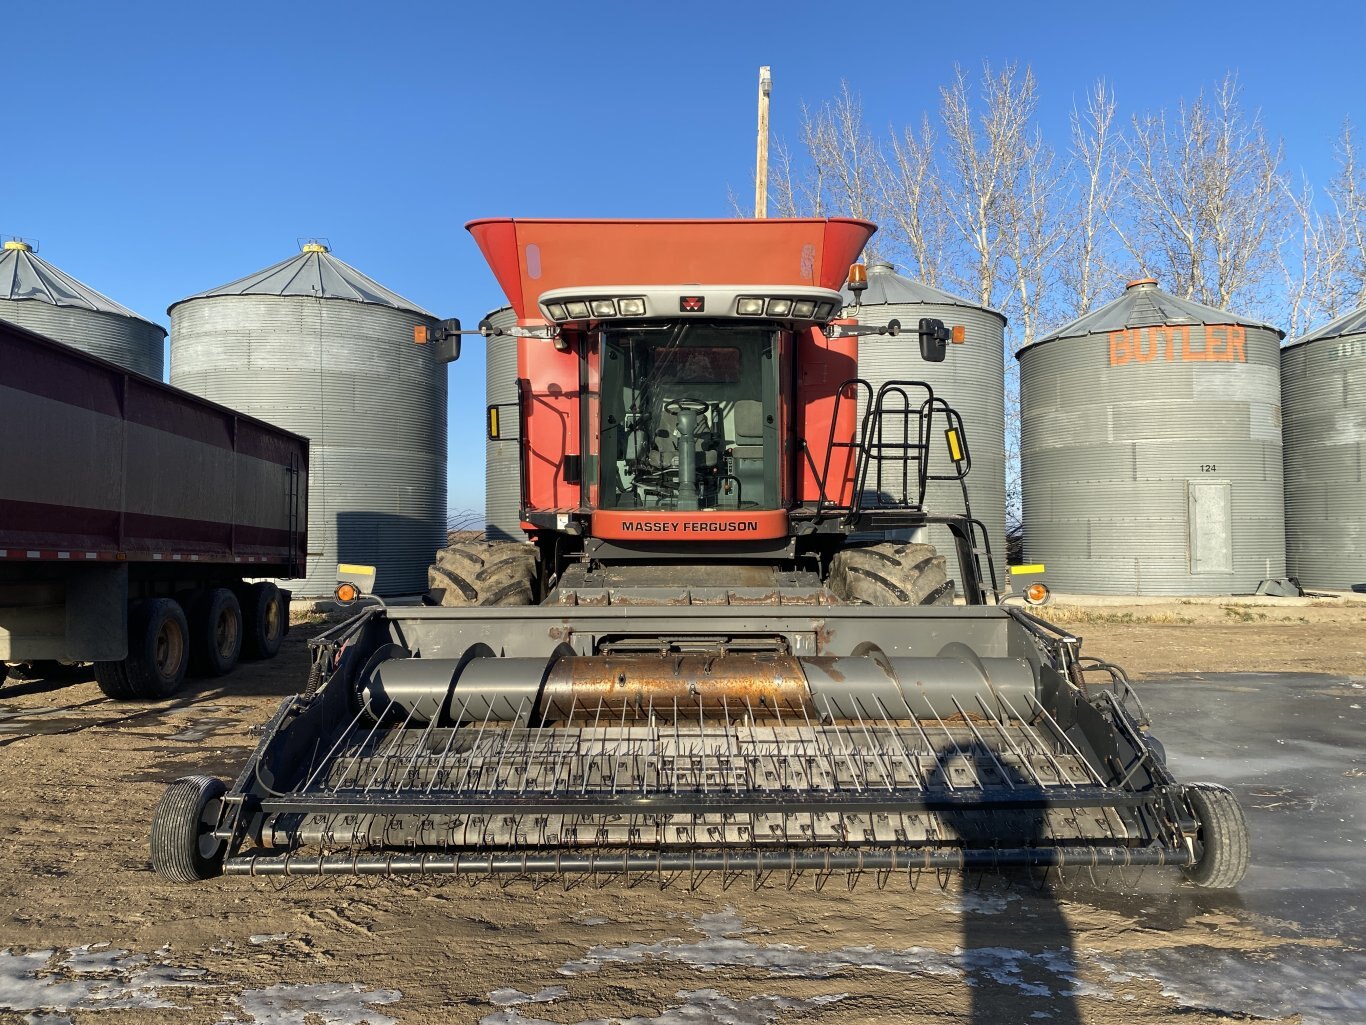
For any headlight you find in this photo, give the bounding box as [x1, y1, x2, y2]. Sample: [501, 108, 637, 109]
[737, 297, 765, 316]
[546, 303, 567, 320]
[590, 299, 617, 317]
[792, 300, 816, 319]
[766, 298, 793, 316]
[617, 297, 646, 316]
[565, 301, 591, 319]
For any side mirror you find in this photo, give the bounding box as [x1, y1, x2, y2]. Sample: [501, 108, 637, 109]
[918, 318, 948, 362]
[414, 319, 463, 363]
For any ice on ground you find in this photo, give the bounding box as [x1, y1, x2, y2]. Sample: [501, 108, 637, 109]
[559, 905, 1104, 999]
[489, 986, 569, 1007]
[232, 982, 401, 1025]
[480, 988, 846, 1025]
[938, 891, 1017, 916]
[0, 946, 206, 1013]
[1135, 945, 1366, 1025]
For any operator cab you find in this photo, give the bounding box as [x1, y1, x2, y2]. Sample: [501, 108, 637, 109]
[598, 322, 779, 512]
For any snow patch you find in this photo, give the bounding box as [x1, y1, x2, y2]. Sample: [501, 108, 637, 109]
[480, 988, 845, 1025]
[0, 946, 207, 1014]
[248, 934, 290, 946]
[231, 982, 402, 1025]
[489, 986, 569, 1007]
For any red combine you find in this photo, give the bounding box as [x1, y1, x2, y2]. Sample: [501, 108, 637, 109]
[150, 218, 1249, 892]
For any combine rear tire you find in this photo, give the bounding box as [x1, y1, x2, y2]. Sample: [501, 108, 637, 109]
[150, 775, 227, 882]
[427, 541, 537, 607]
[186, 588, 242, 678]
[94, 598, 190, 700]
[829, 542, 954, 606]
[241, 582, 286, 660]
[1181, 783, 1250, 888]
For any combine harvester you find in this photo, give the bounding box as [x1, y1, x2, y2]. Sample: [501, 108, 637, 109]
[151, 218, 1249, 889]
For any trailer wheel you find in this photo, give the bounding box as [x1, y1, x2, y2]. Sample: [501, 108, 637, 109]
[1181, 783, 1250, 888]
[829, 542, 954, 606]
[427, 541, 537, 607]
[150, 775, 227, 882]
[242, 582, 286, 660]
[94, 598, 190, 700]
[187, 589, 242, 677]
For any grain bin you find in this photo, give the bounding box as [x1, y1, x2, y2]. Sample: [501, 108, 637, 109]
[1281, 308, 1366, 590]
[1018, 278, 1285, 594]
[169, 243, 445, 597]
[0, 239, 165, 378]
[482, 306, 524, 541]
[841, 262, 1008, 569]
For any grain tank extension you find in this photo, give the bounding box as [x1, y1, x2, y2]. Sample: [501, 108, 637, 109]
[151, 219, 1249, 890]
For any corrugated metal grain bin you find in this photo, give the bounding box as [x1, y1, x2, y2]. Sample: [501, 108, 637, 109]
[1281, 308, 1366, 589]
[0, 239, 165, 378]
[482, 306, 524, 541]
[1018, 278, 1285, 594]
[169, 243, 444, 597]
[841, 262, 1008, 566]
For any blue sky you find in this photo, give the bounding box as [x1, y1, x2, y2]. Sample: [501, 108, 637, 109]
[9, 0, 1363, 513]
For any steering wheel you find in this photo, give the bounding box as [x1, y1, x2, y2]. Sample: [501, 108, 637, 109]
[664, 398, 709, 414]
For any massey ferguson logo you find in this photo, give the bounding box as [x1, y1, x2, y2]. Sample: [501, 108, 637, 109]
[620, 519, 761, 534]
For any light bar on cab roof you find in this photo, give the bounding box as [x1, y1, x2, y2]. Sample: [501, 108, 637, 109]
[537, 285, 844, 325]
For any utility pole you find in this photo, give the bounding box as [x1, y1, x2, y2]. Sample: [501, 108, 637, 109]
[755, 66, 772, 218]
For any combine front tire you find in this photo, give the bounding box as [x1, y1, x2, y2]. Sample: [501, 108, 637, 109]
[427, 541, 537, 607]
[1181, 783, 1250, 888]
[829, 542, 954, 606]
[94, 598, 190, 700]
[150, 775, 227, 882]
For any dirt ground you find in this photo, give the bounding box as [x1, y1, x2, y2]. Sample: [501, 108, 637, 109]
[0, 601, 1362, 1024]
[1043, 600, 1366, 678]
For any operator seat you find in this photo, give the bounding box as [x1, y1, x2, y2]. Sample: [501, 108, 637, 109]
[651, 402, 720, 472]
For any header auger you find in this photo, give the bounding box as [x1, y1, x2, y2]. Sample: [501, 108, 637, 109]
[151, 217, 1249, 890]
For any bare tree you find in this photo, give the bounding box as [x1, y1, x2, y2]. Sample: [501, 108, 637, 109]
[1062, 79, 1123, 315]
[1118, 73, 1286, 312]
[1324, 120, 1366, 313]
[799, 84, 886, 232]
[938, 63, 1020, 309]
[878, 114, 947, 286]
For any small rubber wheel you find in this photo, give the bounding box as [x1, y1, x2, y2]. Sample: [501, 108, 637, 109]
[242, 582, 286, 660]
[187, 588, 243, 677]
[94, 598, 190, 700]
[150, 775, 227, 882]
[1181, 782, 1250, 888]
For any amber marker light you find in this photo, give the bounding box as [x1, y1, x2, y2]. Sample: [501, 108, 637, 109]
[413, 325, 428, 344]
[1024, 582, 1050, 606]
[335, 582, 360, 604]
[951, 325, 966, 344]
[847, 263, 868, 289]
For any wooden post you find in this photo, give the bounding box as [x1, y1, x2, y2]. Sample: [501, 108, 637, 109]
[755, 66, 772, 219]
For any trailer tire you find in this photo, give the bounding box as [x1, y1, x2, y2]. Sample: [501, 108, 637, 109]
[150, 775, 226, 882]
[186, 589, 242, 678]
[242, 582, 286, 660]
[1181, 783, 1250, 889]
[829, 542, 954, 606]
[94, 598, 190, 700]
[427, 541, 537, 607]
